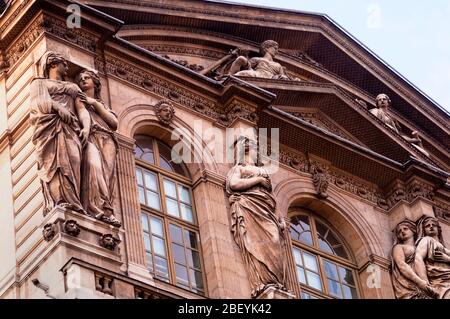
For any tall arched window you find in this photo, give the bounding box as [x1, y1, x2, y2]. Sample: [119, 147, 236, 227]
[135, 135, 205, 295]
[289, 209, 360, 299]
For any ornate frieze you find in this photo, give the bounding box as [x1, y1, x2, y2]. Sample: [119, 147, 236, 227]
[140, 44, 225, 60]
[434, 201, 450, 222]
[161, 54, 204, 72]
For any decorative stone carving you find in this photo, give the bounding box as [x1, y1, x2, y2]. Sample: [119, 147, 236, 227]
[30, 51, 90, 215]
[371, 94, 429, 156]
[161, 54, 204, 72]
[0, 0, 12, 18]
[95, 273, 114, 295]
[154, 100, 175, 125]
[64, 220, 80, 237]
[75, 69, 121, 227]
[406, 180, 434, 203]
[42, 222, 58, 241]
[310, 161, 329, 199]
[415, 216, 450, 299]
[226, 136, 288, 298]
[228, 40, 291, 80]
[434, 202, 450, 222]
[99, 233, 120, 251]
[391, 220, 437, 299]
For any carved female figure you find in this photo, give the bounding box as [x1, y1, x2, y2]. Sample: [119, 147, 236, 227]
[30, 51, 90, 215]
[391, 220, 437, 299]
[226, 136, 288, 298]
[229, 40, 289, 80]
[75, 69, 121, 227]
[415, 216, 450, 299]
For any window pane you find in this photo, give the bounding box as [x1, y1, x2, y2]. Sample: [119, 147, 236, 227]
[328, 279, 343, 298]
[184, 230, 198, 249]
[144, 171, 158, 191]
[180, 203, 194, 222]
[136, 168, 143, 185]
[306, 270, 322, 291]
[189, 269, 204, 291]
[152, 236, 166, 257]
[150, 217, 164, 237]
[141, 214, 149, 232]
[138, 186, 145, 204]
[175, 264, 189, 287]
[178, 185, 191, 204]
[290, 215, 313, 246]
[172, 243, 186, 264]
[339, 267, 355, 286]
[143, 233, 151, 252]
[166, 198, 180, 217]
[296, 267, 307, 285]
[142, 151, 155, 164]
[186, 249, 201, 269]
[342, 285, 358, 299]
[302, 252, 319, 272]
[318, 237, 334, 254]
[146, 191, 161, 210]
[135, 136, 155, 164]
[292, 248, 303, 266]
[169, 224, 183, 244]
[155, 256, 169, 279]
[163, 179, 177, 198]
[323, 260, 339, 280]
[157, 140, 188, 176]
[301, 292, 318, 299]
[146, 252, 153, 270]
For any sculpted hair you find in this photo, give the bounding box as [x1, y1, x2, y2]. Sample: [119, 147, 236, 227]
[375, 93, 392, 108]
[260, 40, 278, 56]
[40, 51, 66, 79]
[76, 69, 102, 100]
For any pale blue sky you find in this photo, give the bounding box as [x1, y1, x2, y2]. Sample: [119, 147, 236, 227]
[225, 0, 450, 112]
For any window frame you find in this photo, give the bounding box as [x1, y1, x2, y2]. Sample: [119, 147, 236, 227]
[289, 209, 361, 299]
[135, 136, 207, 296]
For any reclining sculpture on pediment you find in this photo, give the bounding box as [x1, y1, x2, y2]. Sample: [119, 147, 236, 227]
[201, 40, 300, 81]
[370, 94, 429, 157]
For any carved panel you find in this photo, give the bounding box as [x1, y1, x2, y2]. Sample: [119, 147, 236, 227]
[434, 201, 450, 222]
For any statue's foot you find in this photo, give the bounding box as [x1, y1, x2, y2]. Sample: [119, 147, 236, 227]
[101, 215, 122, 227]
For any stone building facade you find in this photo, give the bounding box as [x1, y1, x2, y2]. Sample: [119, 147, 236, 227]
[0, 0, 449, 299]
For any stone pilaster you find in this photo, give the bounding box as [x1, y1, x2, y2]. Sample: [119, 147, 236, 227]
[281, 216, 301, 298]
[192, 169, 251, 298]
[115, 133, 152, 284]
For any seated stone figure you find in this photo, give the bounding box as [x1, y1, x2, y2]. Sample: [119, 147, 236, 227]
[228, 40, 290, 80]
[371, 94, 429, 157]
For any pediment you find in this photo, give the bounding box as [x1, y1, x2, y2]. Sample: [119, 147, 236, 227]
[81, 0, 448, 161]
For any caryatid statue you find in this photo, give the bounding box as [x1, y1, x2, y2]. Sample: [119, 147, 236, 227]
[415, 216, 450, 299]
[390, 220, 437, 299]
[30, 51, 90, 215]
[371, 94, 429, 156]
[226, 136, 288, 298]
[75, 69, 121, 227]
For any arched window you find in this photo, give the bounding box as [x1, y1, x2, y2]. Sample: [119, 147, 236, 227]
[289, 209, 359, 299]
[135, 135, 205, 295]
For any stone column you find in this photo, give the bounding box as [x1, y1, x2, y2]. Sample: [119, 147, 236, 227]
[192, 169, 251, 298]
[115, 133, 153, 284]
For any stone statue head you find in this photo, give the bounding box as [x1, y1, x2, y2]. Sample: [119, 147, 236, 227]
[42, 223, 57, 241]
[416, 216, 444, 245]
[99, 233, 119, 251]
[40, 51, 68, 79]
[394, 219, 416, 244]
[75, 69, 102, 99]
[233, 135, 259, 165]
[64, 219, 80, 237]
[154, 100, 175, 125]
[375, 93, 391, 109]
[260, 40, 279, 57]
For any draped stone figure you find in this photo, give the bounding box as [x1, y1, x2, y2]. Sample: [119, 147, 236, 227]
[30, 52, 90, 215]
[75, 69, 121, 227]
[390, 220, 437, 299]
[228, 40, 290, 80]
[226, 136, 288, 298]
[371, 94, 429, 156]
[415, 216, 450, 299]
